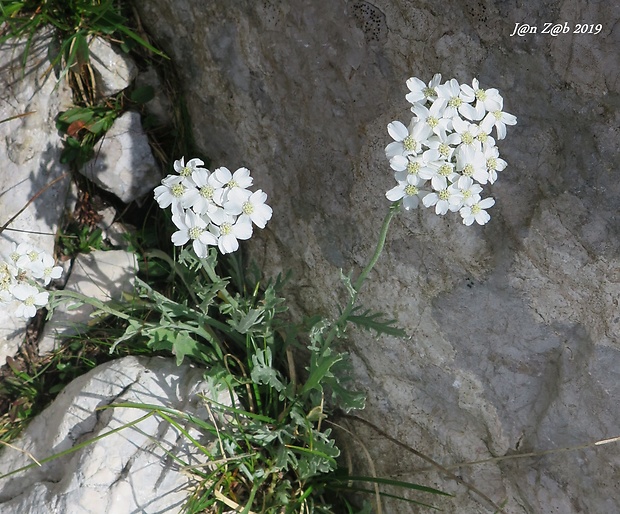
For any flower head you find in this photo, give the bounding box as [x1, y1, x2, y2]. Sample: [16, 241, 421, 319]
[211, 215, 253, 255]
[480, 99, 517, 140]
[155, 159, 271, 255]
[224, 189, 273, 229]
[459, 197, 496, 225]
[171, 210, 218, 258]
[30, 253, 63, 285]
[385, 75, 515, 226]
[12, 283, 49, 319]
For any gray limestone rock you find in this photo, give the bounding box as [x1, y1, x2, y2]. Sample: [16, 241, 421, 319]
[0, 356, 233, 514]
[88, 36, 138, 98]
[39, 249, 138, 355]
[133, 1, 620, 512]
[0, 30, 73, 365]
[79, 111, 162, 203]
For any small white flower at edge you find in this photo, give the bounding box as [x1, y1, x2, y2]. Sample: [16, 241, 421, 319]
[210, 215, 253, 254]
[405, 73, 442, 104]
[386, 175, 428, 211]
[385, 119, 432, 159]
[171, 210, 218, 258]
[210, 167, 254, 204]
[223, 189, 273, 229]
[154, 175, 191, 216]
[12, 283, 49, 319]
[459, 197, 496, 225]
[30, 253, 63, 285]
[480, 102, 517, 140]
[173, 157, 206, 186]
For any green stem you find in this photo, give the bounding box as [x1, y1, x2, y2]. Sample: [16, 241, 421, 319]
[200, 254, 239, 309]
[324, 201, 400, 346]
[353, 200, 401, 293]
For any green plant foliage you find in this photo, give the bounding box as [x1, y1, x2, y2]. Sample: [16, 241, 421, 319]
[56, 101, 122, 167]
[45, 238, 446, 512]
[58, 223, 105, 256]
[0, 0, 166, 74]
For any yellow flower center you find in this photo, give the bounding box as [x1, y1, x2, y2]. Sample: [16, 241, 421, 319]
[171, 184, 185, 197]
[439, 164, 452, 176]
[487, 157, 497, 170]
[475, 89, 487, 101]
[427, 116, 438, 128]
[462, 132, 474, 145]
[439, 143, 450, 157]
[180, 166, 192, 177]
[200, 186, 214, 199]
[404, 185, 419, 196]
[439, 190, 450, 201]
[462, 164, 474, 177]
[407, 161, 421, 175]
[403, 136, 416, 151]
[423, 86, 436, 98]
[220, 223, 232, 236]
[448, 97, 463, 108]
[242, 202, 254, 215]
[188, 227, 203, 239]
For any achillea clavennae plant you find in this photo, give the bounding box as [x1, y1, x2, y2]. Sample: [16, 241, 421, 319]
[154, 158, 272, 254]
[386, 74, 517, 225]
[0, 243, 62, 318]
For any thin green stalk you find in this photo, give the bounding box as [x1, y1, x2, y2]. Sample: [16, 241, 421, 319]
[200, 256, 239, 309]
[324, 201, 401, 346]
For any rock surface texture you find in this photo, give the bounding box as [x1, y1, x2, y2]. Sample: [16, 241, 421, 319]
[134, 1, 620, 512]
[0, 31, 72, 365]
[80, 110, 161, 204]
[39, 250, 138, 355]
[0, 31, 154, 365]
[0, 356, 230, 513]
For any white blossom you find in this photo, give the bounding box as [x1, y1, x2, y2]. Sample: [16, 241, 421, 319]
[419, 160, 458, 191]
[224, 189, 273, 229]
[459, 197, 496, 225]
[480, 99, 517, 140]
[171, 210, 218, 258]
[390, 151, 441, 183]
[483, 145, 507, 184]
[411, 99, 451, 138]
[210, 167, 254, 205]
[459, 78, 502, 120]
[405, 73, 442, 105]
[173, 157, 206, 186]
[385, 119, 432, 159]
[30, 253, 63, 285]
[154, 175, 193, 216]
[386, 175, 428, 210]
[422, 186, 461, 215]
[386, 75, 514, 226]
[211, 215, 253, 255]
[12, 283, 48, 319]
[456, 146, 489, 184]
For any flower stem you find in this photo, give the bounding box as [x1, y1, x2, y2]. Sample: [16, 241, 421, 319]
[353, 200, 400, 293]
[200, 254, 239, 309]
[324, 201, 400, 346]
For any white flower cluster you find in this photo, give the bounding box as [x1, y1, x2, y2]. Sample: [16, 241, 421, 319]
[385, 74, 517, 225]
[154, 158, 273, 255]
[0, 242, 62, 319]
